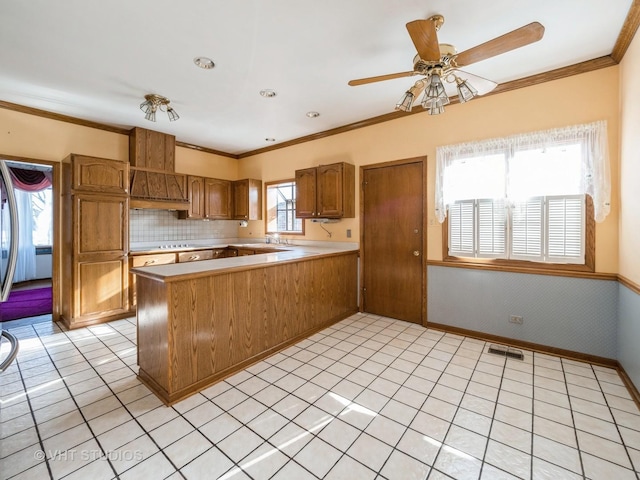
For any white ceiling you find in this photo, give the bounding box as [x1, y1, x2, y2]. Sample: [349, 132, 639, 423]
[0, 0, 634, 156]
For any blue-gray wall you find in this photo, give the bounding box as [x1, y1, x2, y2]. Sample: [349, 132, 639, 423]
[618, 284, 640, 388]
[427, 265, 619, 359]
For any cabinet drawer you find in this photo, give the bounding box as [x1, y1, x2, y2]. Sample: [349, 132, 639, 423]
[178, 250, 214, 263]
[132, 253, 176, 267]
[211, 249, 228, 258]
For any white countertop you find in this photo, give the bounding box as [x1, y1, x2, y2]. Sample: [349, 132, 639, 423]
[131, 243, 359, 281]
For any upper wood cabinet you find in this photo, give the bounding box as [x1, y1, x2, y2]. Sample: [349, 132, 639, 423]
[295, 168, 317, 218]
[233, 179, 262, 220]
[179, 176, 206, 219]
[129, 127, 175, 171]
[68, 155, 129, 194]
[178, 176, 232, 219]
[206, 178, 233, 219]
[295, 162, 355, 218]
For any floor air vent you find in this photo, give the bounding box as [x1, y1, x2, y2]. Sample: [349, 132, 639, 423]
[487, 344, 525, 361]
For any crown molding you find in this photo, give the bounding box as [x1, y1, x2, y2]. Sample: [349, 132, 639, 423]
[1, 0, 638, 160]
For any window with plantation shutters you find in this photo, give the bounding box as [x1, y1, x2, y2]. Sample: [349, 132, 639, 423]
[546, 195, 585, 263]
[448, 200, 474, 256]
[477, 199, 506, 258]
[511, 197, 544, 261]
[437, 122, 608, 270]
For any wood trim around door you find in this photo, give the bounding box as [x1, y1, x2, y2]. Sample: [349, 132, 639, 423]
[360, 156, 428, 326]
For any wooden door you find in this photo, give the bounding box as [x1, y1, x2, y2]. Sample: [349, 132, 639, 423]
[361, 159, 425, 324]
[295, 168, 317, 218]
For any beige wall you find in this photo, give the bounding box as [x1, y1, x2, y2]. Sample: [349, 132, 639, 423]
[174, 147, 238, 179]
[0, 108, 238, 179]
[239, 67, 620, 273]
[0, 66, 622, 274]
[619, 30, 640, 284]
[0, 108, 129, 162]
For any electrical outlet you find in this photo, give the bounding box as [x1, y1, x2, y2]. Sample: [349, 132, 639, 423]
[509, 315, 523, 325]
[346, 229, 352, 238]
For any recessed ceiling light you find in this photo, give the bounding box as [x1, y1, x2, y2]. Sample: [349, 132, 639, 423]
[265, 138, 276, 142]
[260, 89, 277, 98]
[306, 111, 320, 118]
[193, 57, 215, 69]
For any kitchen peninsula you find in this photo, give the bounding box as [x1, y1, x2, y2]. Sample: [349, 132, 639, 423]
[132, 243, 359, 404]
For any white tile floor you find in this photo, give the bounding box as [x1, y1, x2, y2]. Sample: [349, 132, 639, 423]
[1, 312, 640, 479]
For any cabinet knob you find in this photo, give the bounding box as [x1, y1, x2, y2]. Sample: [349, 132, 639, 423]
[413, 251, 420, 257]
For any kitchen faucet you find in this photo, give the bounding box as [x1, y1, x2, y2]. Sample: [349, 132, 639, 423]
[265, 233, 280, 244]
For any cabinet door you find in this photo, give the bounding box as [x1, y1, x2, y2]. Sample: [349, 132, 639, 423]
[76, 257, 128, 319]
[317, 163, 345, 217]
[205, 178, 232, 219]
[295, 168, 317, 218]
[75, 194, 128, 257]
[71, 156, 129, 194]
[183, 176, 205, 219]
[233, 179, 262, 220]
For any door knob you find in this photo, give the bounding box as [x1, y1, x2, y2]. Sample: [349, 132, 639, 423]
[413, 251, 420, 256]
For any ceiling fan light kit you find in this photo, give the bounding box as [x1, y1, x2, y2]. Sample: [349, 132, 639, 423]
[350, 14, 544, 116]
[139, 94, 179, 122]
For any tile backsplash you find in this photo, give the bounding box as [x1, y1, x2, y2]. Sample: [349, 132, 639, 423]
[130, 209, 239, 243]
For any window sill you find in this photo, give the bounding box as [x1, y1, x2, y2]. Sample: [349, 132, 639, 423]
[428, 258, 617, 281]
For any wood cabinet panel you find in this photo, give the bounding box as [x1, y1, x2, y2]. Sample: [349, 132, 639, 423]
[179, 176, 232, 219]
[129, 170, 187, 202]
[70, 155, 128, 194]
[130, 253, 176, 308]
[61, 155, 130, 329]
[205, 178, 232, 219]
[136, 251, 358, 403]
[295, 162, 355, 218]
[131, 253, 177, 268]
[178, 250, 214, 262]
[295, 168, 317, 218]
[76, 258, 128, 319]
[129, 127, 175, 171]
[75, 194, 128, 256]
[233, 179, 262, 220]
[180, 176, 205, 219]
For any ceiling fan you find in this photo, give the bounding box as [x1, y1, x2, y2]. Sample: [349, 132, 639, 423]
[348, 15, 545, 115]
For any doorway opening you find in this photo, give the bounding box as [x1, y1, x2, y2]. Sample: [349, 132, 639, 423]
[0, 161, 53, 324]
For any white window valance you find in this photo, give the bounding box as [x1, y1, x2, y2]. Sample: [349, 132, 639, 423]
[435, 120, 611, 223]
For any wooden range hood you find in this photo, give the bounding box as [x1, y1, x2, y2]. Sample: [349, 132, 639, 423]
[129, 127, 189, 210]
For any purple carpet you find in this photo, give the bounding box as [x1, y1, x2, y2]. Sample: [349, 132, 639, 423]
[0, 287, 52, 322]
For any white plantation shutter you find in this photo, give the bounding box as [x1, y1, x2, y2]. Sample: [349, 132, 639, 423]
[449, 201, 475, 256]
[511, 197, 544, 261]
[477, 199, 506, 258]
[547, 195, 585, 263]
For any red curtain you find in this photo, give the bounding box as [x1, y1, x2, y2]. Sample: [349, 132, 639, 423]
[9, 168, 52, 192]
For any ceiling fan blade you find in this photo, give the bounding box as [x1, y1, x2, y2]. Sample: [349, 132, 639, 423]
[406, 19, 441, 62]
[448, 69, 498, 96]
[348, 71, 415, 86]
[454, 22, 545, 67]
